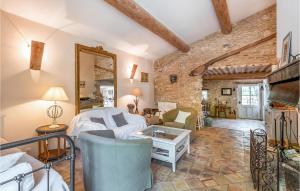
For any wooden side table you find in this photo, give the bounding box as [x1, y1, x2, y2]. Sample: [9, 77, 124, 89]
[36, 124, 68, 162]
[144, 115, 163, 126]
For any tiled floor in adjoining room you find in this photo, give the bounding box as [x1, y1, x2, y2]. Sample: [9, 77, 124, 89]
[55, 124, 261, 191]
[211, 118, 265, 132]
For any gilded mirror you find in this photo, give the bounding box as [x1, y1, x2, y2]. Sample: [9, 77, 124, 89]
[75, 44, 117, 114]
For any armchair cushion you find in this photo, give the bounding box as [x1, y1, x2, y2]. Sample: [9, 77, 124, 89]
[164, 122, 185, 129]
[174, 111, 191, 124]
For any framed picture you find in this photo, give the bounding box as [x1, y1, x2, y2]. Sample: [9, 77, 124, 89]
[221, 88, 232, 96]
[170, 74, 177, 84]
[280, 32, 292, 67]
[80, 81, 86, 88]
[141, 72, 149, 82]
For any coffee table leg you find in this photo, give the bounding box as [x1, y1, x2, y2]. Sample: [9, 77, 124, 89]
[172, 162, 176, 172]
[187, 135, 190, 154]
[171, 147, 176, 172]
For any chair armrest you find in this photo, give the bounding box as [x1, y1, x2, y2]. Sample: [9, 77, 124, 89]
[184, 113, 197, 133]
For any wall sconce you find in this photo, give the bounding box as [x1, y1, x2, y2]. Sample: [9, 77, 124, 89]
[130, 64, 138, 79]
[30, 40, 45, 70]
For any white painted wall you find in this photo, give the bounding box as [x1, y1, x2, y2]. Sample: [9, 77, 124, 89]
[0, 11, 154, 155]
[277, 0, 300, 58]
[0, 10, 2, 137]
[277, 0, 300, 145]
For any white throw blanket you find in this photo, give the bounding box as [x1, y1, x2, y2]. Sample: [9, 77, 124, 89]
[0, 138, 69, 191]
[33, 169, 69, 191]
[68, 108, 147, 140]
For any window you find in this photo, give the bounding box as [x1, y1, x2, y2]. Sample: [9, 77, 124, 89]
[241, 86, 259, 106]
[202, 90, 208, 101]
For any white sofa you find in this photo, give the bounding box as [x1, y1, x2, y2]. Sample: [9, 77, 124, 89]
[69, 107, 147, 140]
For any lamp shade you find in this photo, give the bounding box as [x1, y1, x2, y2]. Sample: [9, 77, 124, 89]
[131, 87, 142, 97]
[42, 87, 69, 101]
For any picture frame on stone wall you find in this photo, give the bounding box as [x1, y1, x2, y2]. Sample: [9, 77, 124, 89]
[170, 74, 177, 84]
[280, 32, 292, 68]
[141, 72, 149, 82]
[80, 81, 86, 88]
[221, 88, 232, 96]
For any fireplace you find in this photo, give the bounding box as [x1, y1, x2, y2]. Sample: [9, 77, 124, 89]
[267, 58, 300, 146]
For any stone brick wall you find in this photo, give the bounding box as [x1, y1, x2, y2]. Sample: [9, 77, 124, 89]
[154, 6, 276, 112]
[94, 56, 114, 81]
[202, 79, 264, 117]
[203, 80, 238, 115]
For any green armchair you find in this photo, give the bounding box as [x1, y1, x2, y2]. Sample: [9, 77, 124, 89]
[162, 107, 198, 140]
[79, 130, 153, 191]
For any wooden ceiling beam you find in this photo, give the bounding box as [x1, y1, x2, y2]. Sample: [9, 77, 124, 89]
[203, 72, 270, 80]
[190, 33, 276, 76]
[104, 0, 190, 52]
[211, 0, 232, 34]
[94, 65, 114, 73]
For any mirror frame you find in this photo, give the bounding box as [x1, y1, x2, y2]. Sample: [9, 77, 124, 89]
[75, 44, 117, 114]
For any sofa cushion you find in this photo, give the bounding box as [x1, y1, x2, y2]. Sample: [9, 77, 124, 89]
[90, 117, 106, 127]
[174, 110, 191, 124]
[112, 112, 128, 127]
[164, 122, 185, 129]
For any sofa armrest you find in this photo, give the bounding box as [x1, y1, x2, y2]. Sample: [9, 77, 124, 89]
[126, 113, 147, 127]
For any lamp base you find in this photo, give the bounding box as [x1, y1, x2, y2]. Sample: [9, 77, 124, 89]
[49, 124, 60, 129]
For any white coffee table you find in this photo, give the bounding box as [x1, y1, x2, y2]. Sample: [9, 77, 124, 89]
[131, 125, 191, 172]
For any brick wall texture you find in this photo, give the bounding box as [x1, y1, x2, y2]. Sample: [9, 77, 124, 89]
[154, 5, 276, 112]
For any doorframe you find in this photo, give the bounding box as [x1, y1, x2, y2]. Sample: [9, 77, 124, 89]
[237, 83, 263, 120]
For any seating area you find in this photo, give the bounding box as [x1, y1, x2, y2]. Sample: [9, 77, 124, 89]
[162, 108, 198, 140]
[69, 107, 147, 140]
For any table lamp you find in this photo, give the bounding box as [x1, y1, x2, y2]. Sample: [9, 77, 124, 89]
[42, 87, 69, 128]
[131, 87, 142, 114]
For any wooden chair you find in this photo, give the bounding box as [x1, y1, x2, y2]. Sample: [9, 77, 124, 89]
[217, 104, 227, 118]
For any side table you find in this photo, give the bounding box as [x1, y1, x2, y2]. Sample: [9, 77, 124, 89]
[144, 115, 163, 126]
[36, 124, 68, 162]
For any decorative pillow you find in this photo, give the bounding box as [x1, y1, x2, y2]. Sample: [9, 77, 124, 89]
[112, 112, 128, 127]
[0, 152, 25, 173]
[90, 117, 106, 127]
[174, 111, 191, 124]
[0, 162, 34, 191]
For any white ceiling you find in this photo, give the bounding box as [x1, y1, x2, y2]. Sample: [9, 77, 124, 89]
[1, 0, 275, 60]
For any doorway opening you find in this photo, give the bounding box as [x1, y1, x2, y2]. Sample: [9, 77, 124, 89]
[237, 84, 262, 120]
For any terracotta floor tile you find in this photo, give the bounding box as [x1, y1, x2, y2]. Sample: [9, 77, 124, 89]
[202, 179, 218, 187]
[159, 182, 176, 191]
[207, 185, 228, 191]
[172, 180, 190, 191]
[227, 183, 246, 191]
[186, 178, 205, 189]
[213, 175, 231, 185]
[55, 121, 264, 191]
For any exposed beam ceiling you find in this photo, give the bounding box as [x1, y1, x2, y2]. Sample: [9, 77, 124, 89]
[211, 0, 232, 34]
[203, 64, 272, 80]
[94, 65, 114, 73]
[203, 72, 270, 80]
[104, 0, 190, 52]
[190, 33, 276, 76]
